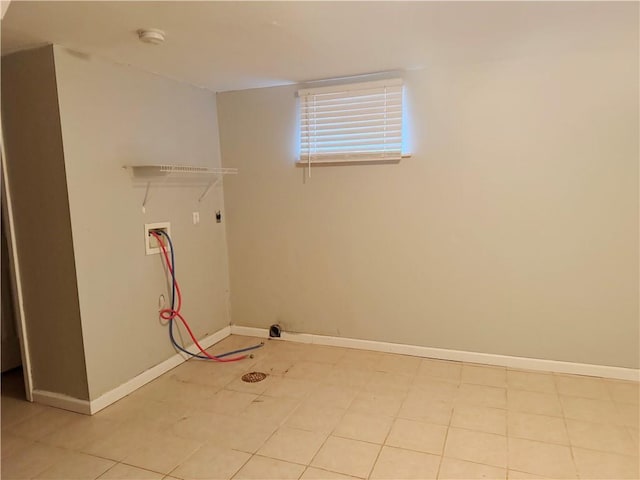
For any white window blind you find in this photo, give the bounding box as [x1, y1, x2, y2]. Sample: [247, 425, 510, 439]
[298, 78, 403, 164]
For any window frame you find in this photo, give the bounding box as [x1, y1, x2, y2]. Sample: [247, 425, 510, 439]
[296, 78, 407, 168]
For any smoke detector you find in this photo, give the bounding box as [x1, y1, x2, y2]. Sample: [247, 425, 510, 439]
[137, 28, 166, 45]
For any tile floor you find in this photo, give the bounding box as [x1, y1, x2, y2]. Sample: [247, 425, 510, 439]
[2, 335, 639, 479]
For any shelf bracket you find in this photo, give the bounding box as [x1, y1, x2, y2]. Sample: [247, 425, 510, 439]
[141, 181, 151, 214]
[198, 177, 221, 203]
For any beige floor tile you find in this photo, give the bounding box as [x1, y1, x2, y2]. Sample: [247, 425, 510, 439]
[451, 405, 507, 435]
[336, 350, 384, 371]
[606, 380, 639, 405]
[306, 384, 357, 409]
[40, 416, 121, 451]
[170, 444, 250, 480]
[444, 427, 507, 468]
[285, 361, 332, 381]
[93, 396, 147, 424]
[5, 406, 82, 440]
[377, 353, 421, 376]
[240, 395, 299, 426]
[125, 375, 177, 402]
[461, 365, 507, 388]
[82, 424, 152, 461]
[349, 391, 405, 417]
[34, 451, 115, 479]
[411, 378, 459, 402]
[233, 455, 305, 479]
[1, 433, 33, 459]
[258, 427, 327, 464]
[6, 340, 636, 480]
[554, 374, 609, 400]
[616, 402, 640, 428]
[325, 366, 373, 389]
[370, 446, 440, 479]
[332, 412, 393, 444]
[1, 396, 46, 430]
[172, 411, 243, 444]
[285, 402, 346, 433]
[179, 414, 276, 454]
[565, 418, 637, 456]
[508, 411, 568, 445]
[508, 438, 576, 478]
[194, 389, 258, 416]
[417, 358, 462, 383]
[560, 395, 621, 424]
[1, 442, 68, 479]
[438, 457, 507, 479]
[99, 463, 165, 479]
[456, 384, 507, 409]
[300, 466, 359, 479]
[507, 390, 562, 417]
[169, 361, 237, 389]
[398, 396, 453, 426]
[311, 436, 381, 478]
[251, 356, 296, 377]
[386, 418, 447, 455]
[140, 378, 221, 409]
[122, 433, 202, 474]
[262, 376, 316, 399]
[126, 400, 193, 433]
[365, 371, 413, 393]
[572, 447, 640, 479]
[506, 370, 556, 394]
[304, 345, 346, 365]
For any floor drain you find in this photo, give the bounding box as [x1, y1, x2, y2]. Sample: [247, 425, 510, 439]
[241, 372, 267, 383]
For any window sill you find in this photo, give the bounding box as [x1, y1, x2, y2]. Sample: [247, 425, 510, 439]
[295, 153, 411, 167]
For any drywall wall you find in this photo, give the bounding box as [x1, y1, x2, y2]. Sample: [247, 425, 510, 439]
[52, 46, 231, 399]
[1, 46, 89, 399]
[218, 29, 639, 368]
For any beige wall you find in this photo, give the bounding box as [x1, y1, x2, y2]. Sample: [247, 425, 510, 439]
[218, 44, 639, 367]
[52, 46, 231, 399]
[1, 46, 89, 399]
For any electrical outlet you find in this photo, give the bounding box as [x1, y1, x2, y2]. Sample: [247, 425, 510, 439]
[145, 222, 170, 255]
[192, 212, 200, 225]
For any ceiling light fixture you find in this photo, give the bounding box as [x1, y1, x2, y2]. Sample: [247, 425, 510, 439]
[137, 28, 166, 45]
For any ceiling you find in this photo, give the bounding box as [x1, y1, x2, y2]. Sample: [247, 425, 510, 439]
[1, 1, 636, 92]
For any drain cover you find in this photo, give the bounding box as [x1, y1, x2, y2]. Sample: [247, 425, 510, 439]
[242, 372, 267, 383]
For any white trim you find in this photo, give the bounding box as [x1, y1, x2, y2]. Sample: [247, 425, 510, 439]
[229, 325, 639, 382]
[89, 326, 231, 414]
[229, 325, 269, 339]
[33, 326, 232, 415]
[32, 390, 92, 415]
[1, 116, 34, 401]
[298, 78, 403, 96]
[1, 1, 11, 20]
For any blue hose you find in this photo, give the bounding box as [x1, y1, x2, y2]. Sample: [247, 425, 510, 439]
[155, 230, 262, 360]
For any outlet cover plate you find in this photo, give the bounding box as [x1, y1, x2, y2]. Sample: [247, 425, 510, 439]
[145, 222, 171, 255]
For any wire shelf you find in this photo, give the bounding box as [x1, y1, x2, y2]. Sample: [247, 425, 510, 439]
[124, 164, 238, 212]
[127, 164, 238, 177]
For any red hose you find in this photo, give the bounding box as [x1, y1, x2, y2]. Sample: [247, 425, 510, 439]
[150, 231, 247, 362]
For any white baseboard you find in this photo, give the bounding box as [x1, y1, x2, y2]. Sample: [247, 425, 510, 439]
[32, 390, 92, 415]
[229, 325, 639, 382]
[89, 325, 231, 414]
[33, 326, 232, 415]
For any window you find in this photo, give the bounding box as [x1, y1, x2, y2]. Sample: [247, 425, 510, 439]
[298, 78, 404, 165]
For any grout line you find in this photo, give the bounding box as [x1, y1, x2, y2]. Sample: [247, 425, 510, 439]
[434, 381, 457, 479]
[555, 375, 582, 479]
